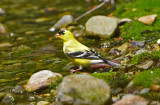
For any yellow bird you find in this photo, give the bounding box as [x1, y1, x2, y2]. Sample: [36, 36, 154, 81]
[55, 30, 120, 70]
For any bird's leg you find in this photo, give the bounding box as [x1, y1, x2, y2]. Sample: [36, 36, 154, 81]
[70, 66, 83, 73]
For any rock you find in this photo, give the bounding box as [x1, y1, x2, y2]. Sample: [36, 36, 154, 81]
[49, 15, 73, 32]
[1, 94, 15, 104]
[157, 39, 160, 45]
[36, 45, 56, 54]
[150, 43, 159, 51]
[138, 14, 157, 25]
[131, 41, 145, 47]
[0, 8, 5, 15]
[85, 15, 118, 38]
[135, 49, 151, 55]
[26, 70, 62, 92]
[117, 42, 129, 55]
[55, 73, 111, 105]
[113, 94, 149, 105]
[0, 23, 6, 33]
[0, 92, 7, 100]
[0, 42, 12, 48]
[140, 88, 150, 94]
[137, 60, 154, 70]
[12, 85, 25, 94]
[118, 18, 132, 25]
[12, 45, 33, 56]
[37, 101, 50, 105]
[150, 84, 160, 92]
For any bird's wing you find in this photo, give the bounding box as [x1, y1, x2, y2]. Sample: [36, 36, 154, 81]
[65, 50, 100, 59]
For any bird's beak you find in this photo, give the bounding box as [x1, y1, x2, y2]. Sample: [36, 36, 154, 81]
[55, 33, 61, 38]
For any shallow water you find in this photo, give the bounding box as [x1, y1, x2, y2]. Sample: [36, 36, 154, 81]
[0, 0, 126, 104]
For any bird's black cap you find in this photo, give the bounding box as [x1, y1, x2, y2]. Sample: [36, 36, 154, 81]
[58, 30, 65, 35]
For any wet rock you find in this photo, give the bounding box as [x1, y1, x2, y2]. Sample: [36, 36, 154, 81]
[12, 45, 33, 56]
[0, 42, 12, 48]
[36, 45, 56, 54]
[26, 70, 62, 92]
[49, 15, 73, 32]
[131, 41, 145, 47]
[55, 73, 111, 105]
[150, 84, 160, 92]
[140, 88, 150, 94]
[135, 49, 151, 55]
[1, 93, 15, 104]
[0, 92, 7, 100]
[37, 101, 50, 105]
[113, 94, 149, 105]
[85, 15, 118, 38]
[138, 14, 157, 25]
[0, 8, 5, 15]
[0, 23, 6, 34]
[12, 85, 25, 94]
[118, 18, 132, 25]
[137, 59, 154, 70]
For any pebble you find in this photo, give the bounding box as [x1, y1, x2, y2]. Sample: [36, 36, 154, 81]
[0, 42, 12, 48]
[138, 14, 157, 25]
[26, 70, 62, 92]
[118, 18, 132, 25]
[140, 88, 150, 94]
[12, 85, 25, 94]
[1, 94, 15, 104]
[37, 101, 50, 105]
[157, 39, 160, 45]
[137, 59, 154, 70]
[150, 84, 160, 92]
[0, 23, 6, 33]
[49, 15, 73, 32]
[55, 73, 111, 105]
[131, 41, 145, 47]
[85, 15, 118, 38]
[135, 49, 151, 55]
[113, 94, 149, 105]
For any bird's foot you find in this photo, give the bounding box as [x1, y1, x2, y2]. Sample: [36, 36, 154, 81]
[70, 66, 83, 73]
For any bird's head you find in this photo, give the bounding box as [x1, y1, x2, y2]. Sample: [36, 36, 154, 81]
[55, 30, 74, 41]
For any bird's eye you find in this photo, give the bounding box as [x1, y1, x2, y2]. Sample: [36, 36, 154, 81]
[58, 30, 65, 35]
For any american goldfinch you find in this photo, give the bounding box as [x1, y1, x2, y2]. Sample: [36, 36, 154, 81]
[55, 30, 120, 68]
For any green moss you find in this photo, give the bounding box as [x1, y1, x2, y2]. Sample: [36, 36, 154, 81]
[133, 68, 160, 87]
[92, 71, 130, 88]
[115, 0, 160, 41]
[131, 51, 160, 65]
[49, 77, 63, 89]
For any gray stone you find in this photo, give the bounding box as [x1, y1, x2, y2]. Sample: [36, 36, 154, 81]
[37, 101, 50, 105]
[0, 92, 7, 100]
[140, 88, 150, 94]
[85, 15, 118, 38]
[12, 85, 25, 94]
[113, 95, 149, 105]
[131, 41, 145, 47]
[137, 60, 154, 70]
[55, 73, 111, 105]
[135, 49, 151, 55]
[1, 94, 14, 104]
[49, 15, 73, 32]
[26, 70, 62, 92]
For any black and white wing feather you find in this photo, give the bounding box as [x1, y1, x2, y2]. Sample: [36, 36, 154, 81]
[65, 50, 100, 60]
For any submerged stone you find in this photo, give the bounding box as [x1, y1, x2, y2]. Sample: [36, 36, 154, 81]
[1, 94, 15, 104]
[55, 73, 111, 105]
[49, 15, 73, 32]
[26, 70, 62, 92]
[85, 15, 118, 38]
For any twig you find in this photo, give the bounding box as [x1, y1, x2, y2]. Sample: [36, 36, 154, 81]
[74, 1, 107, 21]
